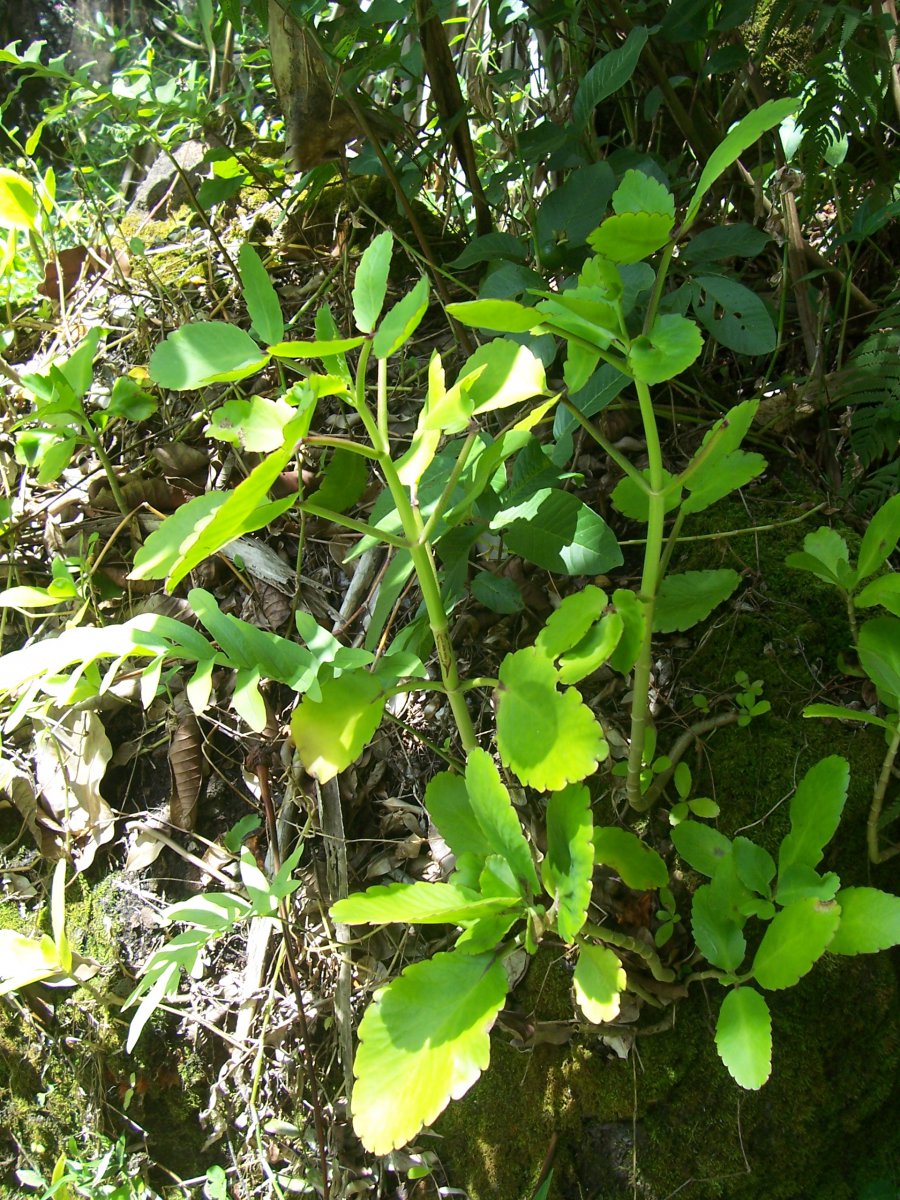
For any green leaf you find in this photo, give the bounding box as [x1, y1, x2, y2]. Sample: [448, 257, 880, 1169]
[751, 898, 840, 990]
[542, 784, 594, 942]
[310, 448, 369, 514]
[588, 211, 674, 264]
[572, 26, 649, 130]
[681, 450, 766, 515]
[350, 950, 508, 1153]
[496, 647, 607, 792]
[612, 169, 675, 219]
[628, 314, 703, 384]
[290, 671, 385, 784]
[450, 232, 528, 268]
[693, 275, 776, 355]
[653, 569, 740, 632]
[802, 703, 891, 730]
[854, 574, 900, 618]
[683, 98, 799, 230]
[465, 748, 540, 894]
[470, 571, 524, 614]
[557, 613, 624, 684]
[611, 468, 680, 522]
[690, 883, 746, 971]
[268, 336, 366, 359]
[0, 168, 38, 230]
[465, 340, 548, 415]
[373, 276, 430, 358]
[107, 377, 157, 422]
[535, 585, 608, 659]
[593, 826, 668, 889]
[775, 864, 840, 906]
[859, 617, 900, 702]
[149, 322, 268, 390]
[207, 394, 297, 452]
[732, 837, 775, 897]
[238, 242, 284, 346]
[573, 943, 626, 1022]
[671, 821, 732, 876]
[424, 771, 491, 861]
[785, 526, 852, 588]
[828, 887, 900, 955]
[353, 230, 393, 333]
[608, 589, 645, 674]
[330, 881, 521, 926]
[445, 299, 543, 333]
[776, 755, 849, 880]
[857, 493, 900, 581]
[502, 490, 623, 576]
[131, 424, 301, 591]
[715, 988, 772, 1090]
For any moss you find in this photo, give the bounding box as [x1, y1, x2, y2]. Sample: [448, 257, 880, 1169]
[0, 872, 211, 1190]
[438, 951, 899, 1200]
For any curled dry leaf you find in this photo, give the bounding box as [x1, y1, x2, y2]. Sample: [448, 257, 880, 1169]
[168, 708, 205, 831]
[33, 710, 115, 872]
[124, 825, 165, 872]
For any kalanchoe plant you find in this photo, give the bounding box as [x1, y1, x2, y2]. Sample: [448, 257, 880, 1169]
[787, 492, 900, 860]
[672, 755, 900, 1089]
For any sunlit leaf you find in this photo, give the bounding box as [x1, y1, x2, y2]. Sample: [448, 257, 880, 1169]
[715, 988, 772, 1089]
[542, 784, 594, 942]
[149, 322, 268, 390]
[238, 242, 284, 346]
[351, 950, 508, 1153]
[291, 670, 385, 784]
[572, 943, 626, 1022]
[828, 887, 900, 955]
[353, 230, 393, 333]
[627, 314, 703, 384]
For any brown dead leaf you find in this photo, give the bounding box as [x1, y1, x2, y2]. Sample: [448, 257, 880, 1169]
[33, 710, 115, 872]
[37, 244, 130, 300]
[152, 442, 210, 485]
[168, 708, 204, 830]
[89, 477, 187, 513]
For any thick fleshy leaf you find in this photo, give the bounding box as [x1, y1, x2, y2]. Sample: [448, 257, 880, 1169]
[542, 784, 594, 942]
[206, 394, 296, 452]
[557, 613, 624, 684]
[653, 569, 740, 632]
[374, 276, 430, 359]
[502, 490, 623, 576]
[612, 170, 675, 218]
[330, 881, 522, 926]
[785, 526, 852, 588]
[859, 617, 900, 702]
[628, 314, 703, 384]
[353, 230, 393, 333]
[465, 748, 540, 894]
[588, 211, 674, 264]
[612, 467, 681, 522]
[593, 826, 667, 889]
[857, 493, 900, 580]
[496, 647, 607, 792]
[291, 671, 385, 784]
[351, 950, 508, 1153]
[683, 98, 799, 230]
[690, 883, 746, 971]
[828, 887, 900, 955]
[732, 837, 775, 897]
[681, 449, 766, 515]
[715, 988, 772, 1090]
[535, 586, 608, 659]
[802, 702, 891, 729]
[463, 340, 548, 414]
[0, 167, 38, 230]
[149, 322, 268, 390]
[776, 755, 849, 880]
[267, 336, 366, 358]
[752, 898, 841, 990]
[425, 772, 489, 860]
[446, 299, 543, 333]
[775, 864, 840, 906]
[854, 575, 900, 617]
[671, 821, 732, 877]
[609, 588, 645, 674]
[573, 943, 626, 1022]
[238, 242, 284, 346]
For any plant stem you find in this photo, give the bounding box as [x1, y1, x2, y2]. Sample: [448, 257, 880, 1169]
[354, 346, 479, 755]
[868, 720, 900, 864]
[625, 378, 667, 809]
